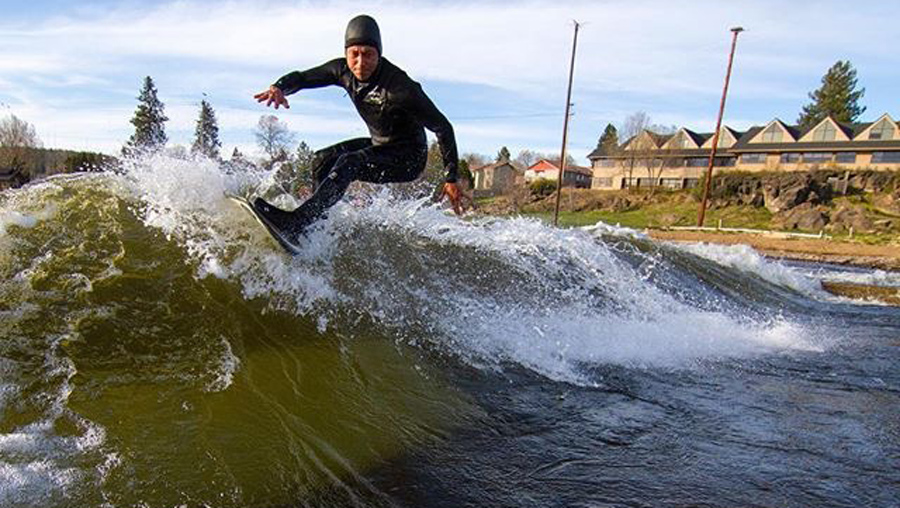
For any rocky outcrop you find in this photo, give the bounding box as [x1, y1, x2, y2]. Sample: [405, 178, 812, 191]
[828, 205, 874, 233]
[762, 173, 833, 213]
[772, 203, 829, 231]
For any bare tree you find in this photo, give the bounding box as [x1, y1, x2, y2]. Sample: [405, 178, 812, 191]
[513, 149, 538, 169]
[0, 115, 42, 176]
[618, 112, 650, 191]
[255, 115, 295, 169]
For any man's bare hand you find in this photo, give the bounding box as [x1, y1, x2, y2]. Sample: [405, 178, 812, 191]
[439, 182, 464, 216]
[254, 86, 290, 109]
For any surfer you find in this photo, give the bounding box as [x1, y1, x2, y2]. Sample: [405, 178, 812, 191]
[253, 14, 463, 236]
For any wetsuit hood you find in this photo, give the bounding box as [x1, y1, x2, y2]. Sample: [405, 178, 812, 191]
[345, 15, 382, 55]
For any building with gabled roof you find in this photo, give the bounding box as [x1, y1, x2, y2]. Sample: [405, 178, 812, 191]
[588, 114, 900, 190]
[471, 160, 523, 197]
[524, 159, 592, 188]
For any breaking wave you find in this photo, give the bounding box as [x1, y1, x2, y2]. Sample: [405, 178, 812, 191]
[0, 154, 851, 506]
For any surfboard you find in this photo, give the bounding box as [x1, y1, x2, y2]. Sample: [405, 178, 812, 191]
[226, 193, 304, 254]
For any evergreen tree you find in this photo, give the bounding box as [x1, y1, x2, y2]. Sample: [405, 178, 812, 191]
[797, 60, 866, 131]
[191, 99, 221, 159]
[596, 123, 619, 154]
[294, 141, 316, 191]
[422, 141, 445, 186]
[496, 146, 511, 162]
[124, 76, 168, 155]
[458, 159, 474, 189]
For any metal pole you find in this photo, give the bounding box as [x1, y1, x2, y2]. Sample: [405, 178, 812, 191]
[697, 27, 744, 227]
[553, 21, 581, 227]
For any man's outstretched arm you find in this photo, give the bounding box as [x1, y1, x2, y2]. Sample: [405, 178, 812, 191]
[253, 59, 344, 110]
[408, 84, 464, 214]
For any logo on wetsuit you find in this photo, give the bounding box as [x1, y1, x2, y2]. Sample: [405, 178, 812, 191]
[362, 89, 386, 107]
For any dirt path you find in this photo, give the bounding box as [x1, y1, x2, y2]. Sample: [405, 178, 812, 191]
[648, 230, 900, 271]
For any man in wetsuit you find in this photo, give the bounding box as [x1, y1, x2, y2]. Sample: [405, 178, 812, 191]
[253, 14, 463, 236]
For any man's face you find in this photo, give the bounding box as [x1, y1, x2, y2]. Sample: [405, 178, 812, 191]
[346, 45, 379, 81]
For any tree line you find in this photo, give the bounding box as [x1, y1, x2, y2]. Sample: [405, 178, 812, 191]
[2, 60, 870, 192]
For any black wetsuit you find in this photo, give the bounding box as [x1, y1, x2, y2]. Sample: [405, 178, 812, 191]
[258, 57, 458, 233]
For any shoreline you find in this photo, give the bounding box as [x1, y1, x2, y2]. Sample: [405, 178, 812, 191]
[647, 229, 900, 271]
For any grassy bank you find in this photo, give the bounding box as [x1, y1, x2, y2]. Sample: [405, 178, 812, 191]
[520, 202, 772, 230]
[477, 187, 899, 245]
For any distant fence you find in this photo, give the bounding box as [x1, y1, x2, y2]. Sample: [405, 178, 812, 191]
[662, 221, 834, 240]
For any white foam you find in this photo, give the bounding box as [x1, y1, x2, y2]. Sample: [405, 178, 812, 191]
[206, 337, 241, 393]
[0, 204, 57, 237]
[803, 266, 900, 288]
[673, 242, 826, 296]
[0, 461, 79, 507]
[112, 155, 831, 384]
[581, 221, 648, 240]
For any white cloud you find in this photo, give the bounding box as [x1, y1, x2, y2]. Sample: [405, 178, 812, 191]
[1, 0, 896, 160]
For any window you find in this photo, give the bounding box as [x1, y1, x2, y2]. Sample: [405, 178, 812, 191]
[669, 133, 687, 149]
[713, 130, 732, 148]
[637, 178, 657, 188]
[596, 158, 616, 167]
[802, 152, 833, 163]
[593, 177, 613, 188]
[872, 152, 900, 163]
[660, 178, 683, 189]
[835, 152, 857, 164]
[869, 119, 896, 140]
[683, 178, 700, 189]
[760, 124, 783, 143]
[803, 152, 833, 163]
[686, 157, 708, 167]
[664, 158, 685, 168]
[780, 153, 801, 163]
[812, 122, 837, 142]
[740, 153, 767, 164]
[714, 157, 736, 167]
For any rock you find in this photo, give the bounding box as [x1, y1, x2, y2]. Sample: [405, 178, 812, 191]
[773, 203, 829, 231]
[828, 205, 875, 233]
[874, 219, 895, 231]
[764, 182, 811, 213]
[763, 174, 833, 213]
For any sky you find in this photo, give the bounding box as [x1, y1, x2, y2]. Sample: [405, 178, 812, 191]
[1, 0, 898, 164]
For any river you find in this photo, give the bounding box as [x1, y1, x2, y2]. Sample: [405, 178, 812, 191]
[1, 156, 897, 507]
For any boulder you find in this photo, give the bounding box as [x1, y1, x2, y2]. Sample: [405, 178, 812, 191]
[763, 174, 833, 213]
[764, 182, 811, 213]
[773, 203, 829, 231]
[828, 205, 875, 233]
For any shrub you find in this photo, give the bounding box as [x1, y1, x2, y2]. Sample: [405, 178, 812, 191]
[529, 179, 557, 196]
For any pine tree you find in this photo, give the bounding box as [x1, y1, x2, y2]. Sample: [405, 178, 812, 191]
[294, 141, 316, 191]
[124, 76, 168, 155]
[191, 99, 221, 159]
[596, 123, 619, 154]
[797, 60, 866, 131]
[496, 146, 511, 162]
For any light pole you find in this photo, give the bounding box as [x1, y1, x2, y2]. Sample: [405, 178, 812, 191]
[697, 26, 744, 227]
[553, 21, 581, 227]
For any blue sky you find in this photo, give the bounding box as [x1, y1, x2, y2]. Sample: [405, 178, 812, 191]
[1, 0, 897, 164]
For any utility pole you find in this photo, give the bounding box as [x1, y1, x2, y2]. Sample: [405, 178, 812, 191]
[553, 21, 581, 227]
[697, 26, 744, 227]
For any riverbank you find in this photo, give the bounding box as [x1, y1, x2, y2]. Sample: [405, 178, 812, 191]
[648, 229, 900, 271]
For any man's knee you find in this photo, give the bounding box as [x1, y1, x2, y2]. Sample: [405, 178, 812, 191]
[325, 152, 363, 184]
